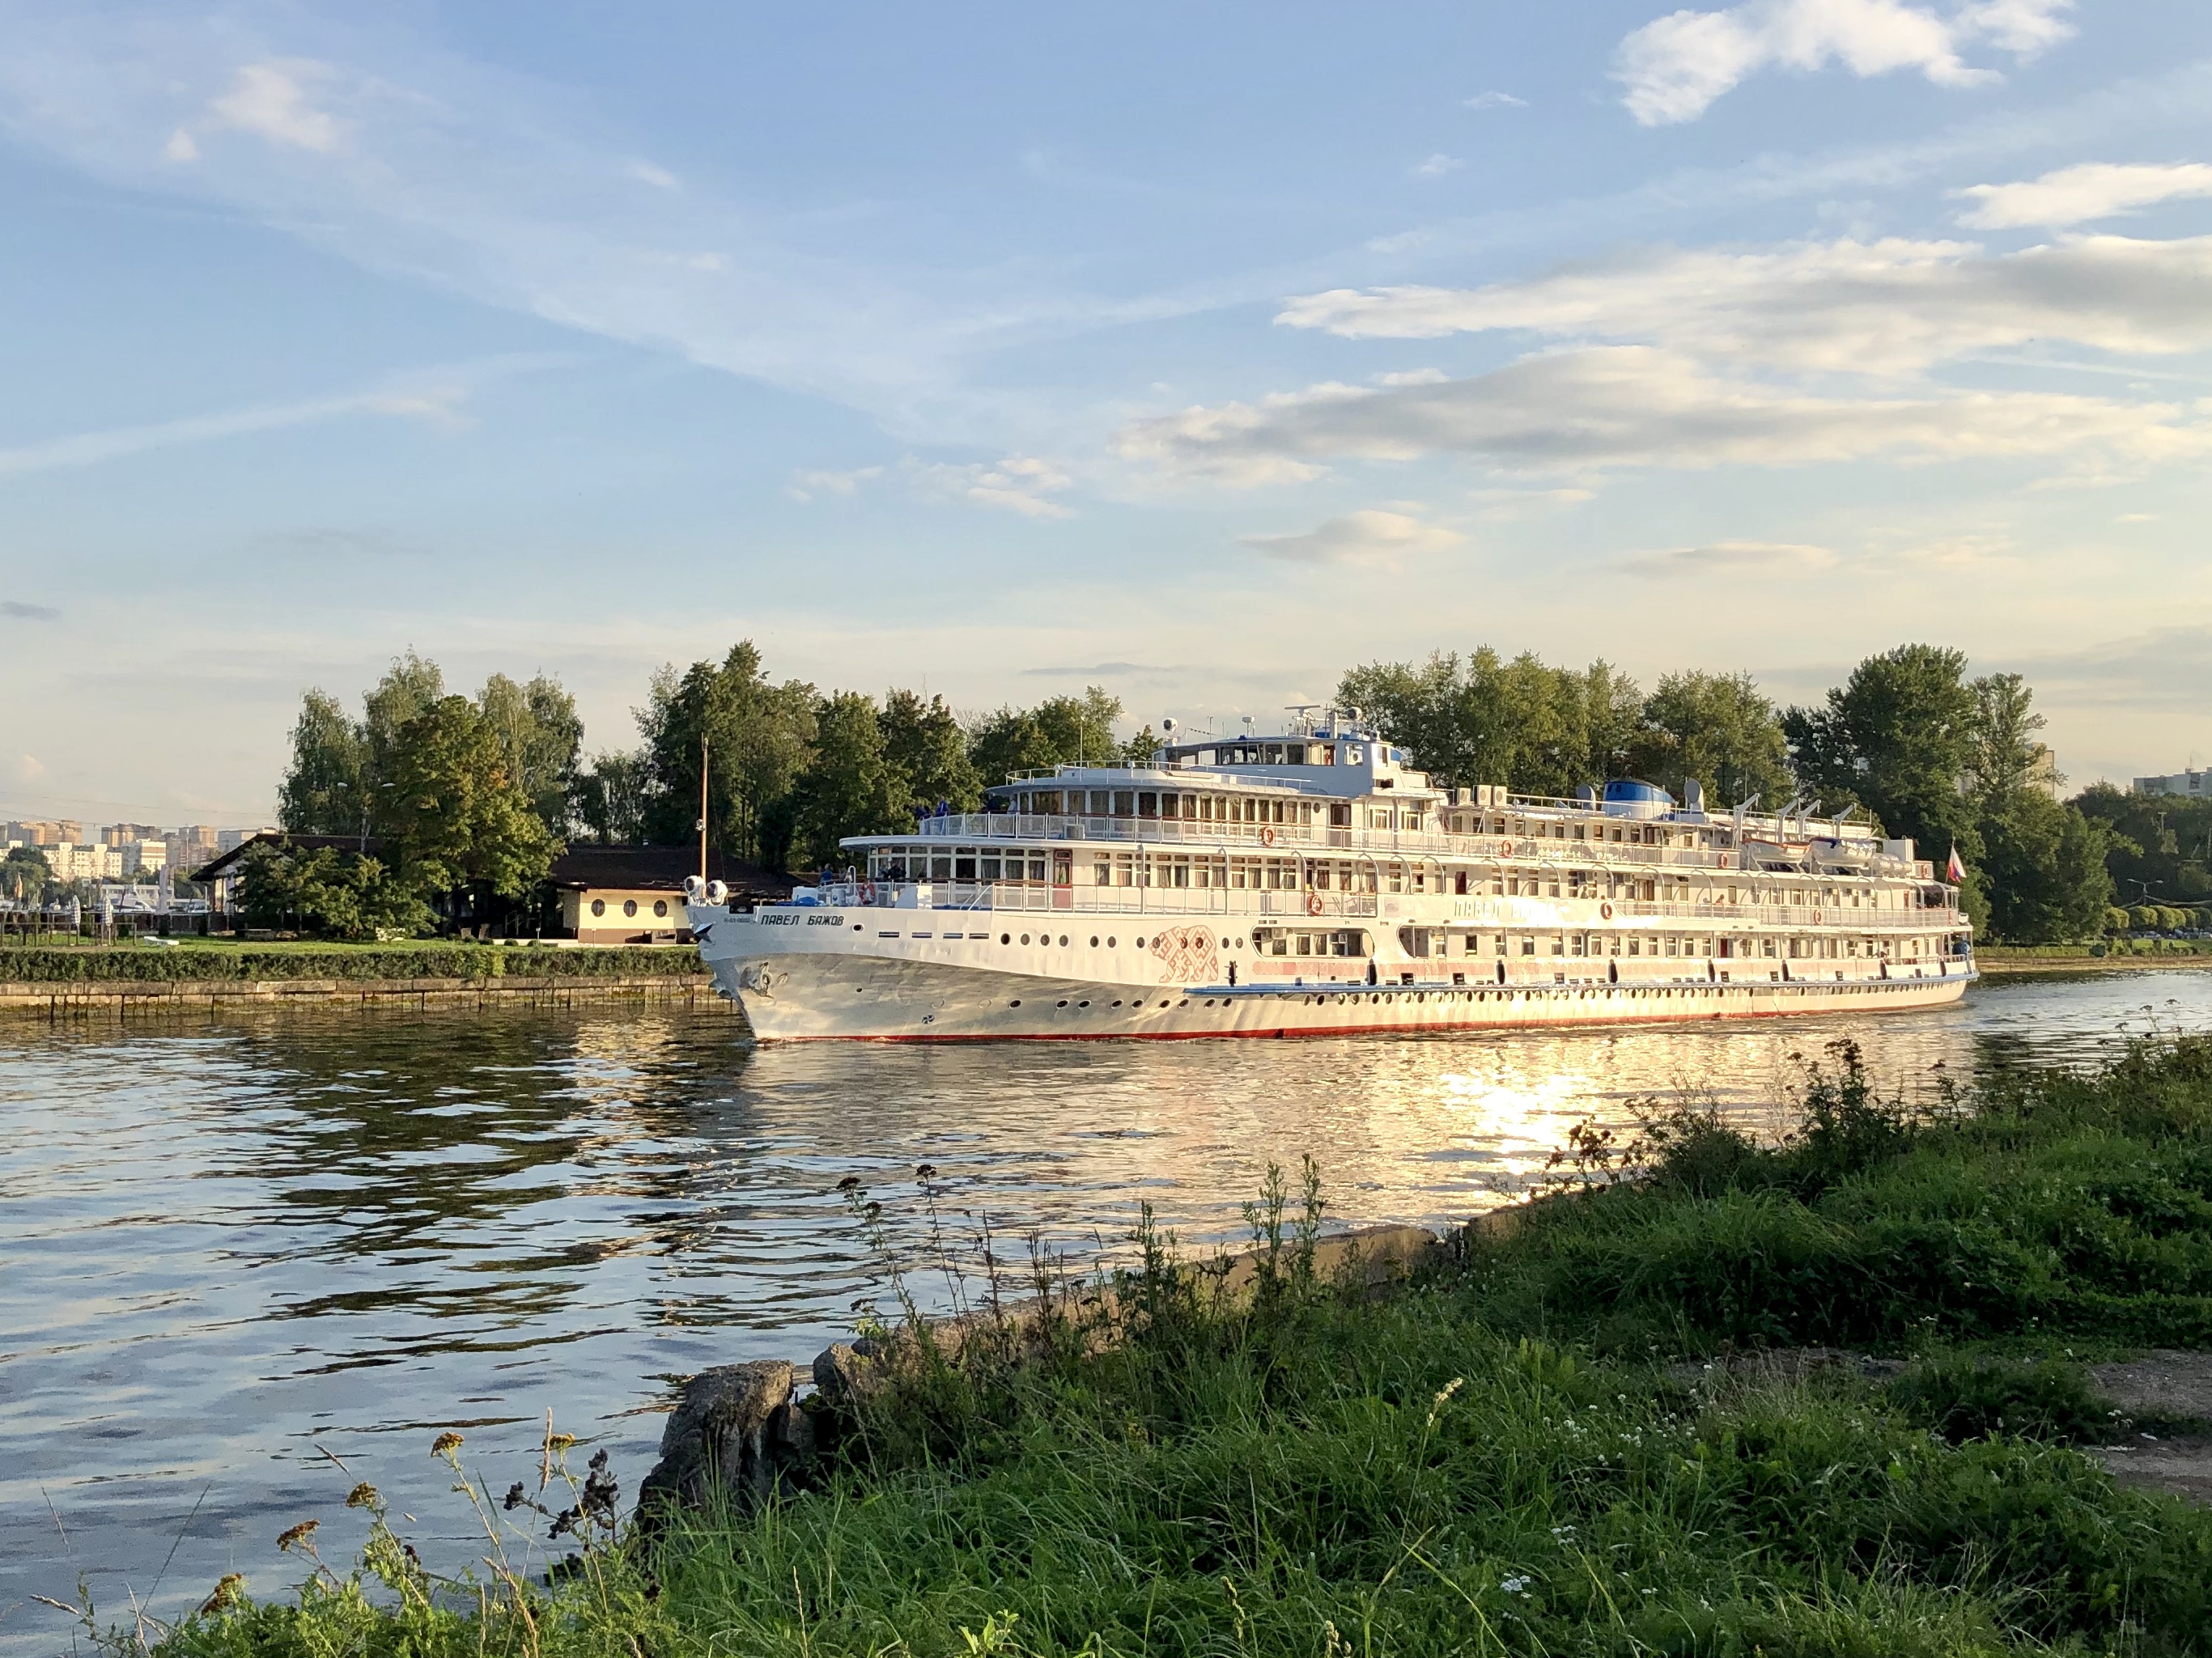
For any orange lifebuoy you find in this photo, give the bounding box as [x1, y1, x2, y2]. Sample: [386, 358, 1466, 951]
[1260, 826, 1276, 846]
[1499, 839, 1514, 857]
[1599, 901, 1614, 920]
[1306, 891, 1324, 916]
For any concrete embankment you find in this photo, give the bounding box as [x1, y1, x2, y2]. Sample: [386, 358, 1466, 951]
[0, 946, 734, 1016]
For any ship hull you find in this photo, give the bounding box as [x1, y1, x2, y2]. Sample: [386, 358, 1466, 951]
[706, 946, 1972, 1043]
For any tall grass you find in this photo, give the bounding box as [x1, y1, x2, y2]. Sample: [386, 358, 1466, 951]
[138, 1037, 2212, 1657]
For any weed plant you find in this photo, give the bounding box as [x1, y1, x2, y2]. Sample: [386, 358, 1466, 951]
[134, 1037, 2212, 1657]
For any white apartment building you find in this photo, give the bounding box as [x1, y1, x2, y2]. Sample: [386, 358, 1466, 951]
[2135, 770, 2210, 799]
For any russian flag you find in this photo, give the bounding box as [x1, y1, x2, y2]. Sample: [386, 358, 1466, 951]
[1947, 846, 1965, 884]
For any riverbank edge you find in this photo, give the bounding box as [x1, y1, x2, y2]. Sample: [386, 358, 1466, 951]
[0, 973, 728, 1014]
[1976, 953, 2212, 977]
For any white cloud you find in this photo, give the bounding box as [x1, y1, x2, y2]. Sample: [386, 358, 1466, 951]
[1412, 154, 1464, 178]
[161, 127, 197, 163]
[913, 455, 1074, 518]
[785, 464, 885, 502]
[0, 362, 537, 478]
[11, 755, 46, 786]
[206, 59, 345, 152]
[1612, 0, 2074, 126]
[2, 600, 62, 621]
[1240, 509, 1465, 567]
[1463, 91, 1528, 109]
[1115, 345, 2212, 483]
[1276, 234, 2212, 378]
[630, 162, 680, 191]
[1625, 540, 1836, 577]
[1956, 161, 2212, 228]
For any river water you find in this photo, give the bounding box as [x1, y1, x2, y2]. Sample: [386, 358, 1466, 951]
[4, 969, 2210, 1649]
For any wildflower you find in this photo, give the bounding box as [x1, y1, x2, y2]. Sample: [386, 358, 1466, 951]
[343, 1482, 380, 1512]
[836, 1175, 861, 1191]
[1425, 1376, 1464, 1431]
[1501, 1575, 1531, 1595]
[276, 1520, 319, 1553]
[916, 1163, 939, 1180]
[430, 1431, 465, 1461]
[503, 1482, 529, 1512]
[547, 1431, 577, 1453]
[197, 1574, 246, 1616]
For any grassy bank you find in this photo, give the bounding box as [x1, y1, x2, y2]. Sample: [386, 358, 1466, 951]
[133, 1041, 2212, 1656]
[0, 941, 703, 984]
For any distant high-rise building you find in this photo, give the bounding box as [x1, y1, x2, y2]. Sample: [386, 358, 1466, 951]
[2134, 770, 2210, 799]
[167, 825, 221, 876]
[215, 827, 279, 853]
[4, 821, 79, 847]
[121, 840, 168, 878]
[101, 823, 161, 846]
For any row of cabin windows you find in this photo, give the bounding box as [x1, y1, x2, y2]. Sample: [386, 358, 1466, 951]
[1008, 789, 1317, 825]
[1441, 814, 1705, 846]
[1245, 930, 1948, 962]
[865, 845, 1920, 908]
[1454, 933, 1922, 960]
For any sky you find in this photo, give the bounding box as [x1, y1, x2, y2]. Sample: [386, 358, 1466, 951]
[3, 0, 2211, 825]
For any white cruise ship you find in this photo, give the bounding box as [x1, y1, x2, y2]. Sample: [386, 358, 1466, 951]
[685, 710, 1973, 1042]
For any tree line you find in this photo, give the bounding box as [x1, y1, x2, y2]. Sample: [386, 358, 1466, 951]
[265, 638, 2159, 945]
[1341, 643, 2120, 943]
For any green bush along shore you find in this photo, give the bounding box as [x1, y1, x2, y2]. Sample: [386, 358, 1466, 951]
[0, 942, 703, 984]
[132, 1038, 2212, 1657]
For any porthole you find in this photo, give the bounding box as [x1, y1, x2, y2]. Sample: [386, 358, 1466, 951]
[1000, 933, 1011, 944]
[1107, 935, 1117, 947]
[1237, 937, 1246, 948]
[1009, 999, 1021, 1007]
[1178, 999, 1188, 1007]
[1204, 999, 1216, 1007]
[1089, 935, 1099, 947]
[1078, 999, 1090, 1007]
[590, 898, 605, 917]
[1221, 937, 1231, 949]
[1057, 999, 1068, 1007]
[853, 923, 863, 931]
[653, 899, 669, 918]
[1059, 935, 1069, 947]
[1020, 933, 1030, 944]
[623, 899, 638, 918]
[1135, 936, 1145, 948]
[1111, 999, 1123, 1007]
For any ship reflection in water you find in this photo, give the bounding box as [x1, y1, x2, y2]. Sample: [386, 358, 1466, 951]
[2, 971, 2209, 1650]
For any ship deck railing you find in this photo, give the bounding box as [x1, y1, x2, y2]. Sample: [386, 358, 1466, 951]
[792, 883, 1960, 929]
[892, 814, 1921, 879]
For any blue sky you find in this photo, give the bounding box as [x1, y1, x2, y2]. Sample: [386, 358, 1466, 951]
[3, 0, 2210, 823]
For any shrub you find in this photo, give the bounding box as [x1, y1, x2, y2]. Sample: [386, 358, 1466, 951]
[1888, 1351, 2121, 1444]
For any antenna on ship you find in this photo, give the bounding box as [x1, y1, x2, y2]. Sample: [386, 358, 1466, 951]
[698, 735, 711, 887]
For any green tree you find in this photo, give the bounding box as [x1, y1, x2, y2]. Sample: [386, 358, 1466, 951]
[638, 642, 817, 867]
[791, 692, 905, 867]
[1338, 650, 1644, 797]
[1783, 645, 1980, 864]
[275, 689, 367, 834]
[1, 846, 50, 903]
[2074, 785, 2212, 907]
[967, 688, 1123, 786]
[477, 672, 582, 835]
[1630, 671, 1792, 809]
[1977, 791, 2118, 943]
[362, 650, 447, 789]
[881, 689, 981, 818]
[571, 749, 652, 844]
[238, 842, 433, 939]
[380, 696, 558, 907]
